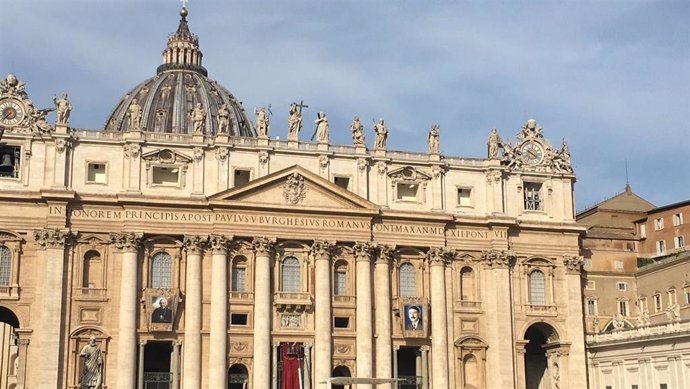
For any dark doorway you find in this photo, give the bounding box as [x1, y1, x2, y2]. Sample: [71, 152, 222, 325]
[144, 341, 172, 389]
[397, 346, 421, 389]
[0, 306, 18, 389]
[228, 364, 249, 389]
[524, 323, 558, 389]
[331, 365, 351, 389]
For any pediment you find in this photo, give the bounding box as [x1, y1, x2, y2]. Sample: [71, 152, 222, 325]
[388, 166, 432, 181]
[142, 149, 192, 164]
[209, 165, 380, 213]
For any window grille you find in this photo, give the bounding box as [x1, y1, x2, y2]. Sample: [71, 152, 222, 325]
[281, 257, 300, 292]
[0, 246, 10, 286]
[529, 270, 545, 305]
[399, 263, 416, 297]
[333, 268, 347, 296]
[150, 252, 172, 289]
[231, 266, 246, 292]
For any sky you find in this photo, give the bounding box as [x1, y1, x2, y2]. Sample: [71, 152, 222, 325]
[1, 0, 688, 211]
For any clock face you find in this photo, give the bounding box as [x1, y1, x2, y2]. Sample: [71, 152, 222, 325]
[520, 141, 544, 165]
[0, 99, 25, 127]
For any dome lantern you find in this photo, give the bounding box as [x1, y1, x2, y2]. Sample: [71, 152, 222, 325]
[157, 6, 207, 76]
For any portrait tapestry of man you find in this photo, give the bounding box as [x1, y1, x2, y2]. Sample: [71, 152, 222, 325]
[404, 304, 423, 331]
[151, 296, 173, 323]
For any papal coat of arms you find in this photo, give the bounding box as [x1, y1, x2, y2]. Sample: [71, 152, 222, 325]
[283, 173, 306, 205]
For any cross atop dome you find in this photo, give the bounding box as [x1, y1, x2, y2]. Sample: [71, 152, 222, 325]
[157, 1, 207, 76]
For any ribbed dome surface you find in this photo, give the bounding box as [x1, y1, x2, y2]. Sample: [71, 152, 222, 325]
[103, 7, 255, 137]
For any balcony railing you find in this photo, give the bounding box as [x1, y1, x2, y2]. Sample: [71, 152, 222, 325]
[229, 291, 254, 301]
[333, 295, 356, 305]
[73, 287, 107, 299]
[456, 300, 482, 310]
[0, 285, 20, 299]
[143, 372, 172, 389]
[526, 304, 557, 315]
[397, 376, 422, 389]
[274, 291, 312, 310]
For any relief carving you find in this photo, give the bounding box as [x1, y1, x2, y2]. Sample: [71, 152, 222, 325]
[283, 173, 306, 205]
[123, 143, 141, 159]
[34, 228, 72, 249]
[480, 250, 514, 268]
[110, 232, 143, 252]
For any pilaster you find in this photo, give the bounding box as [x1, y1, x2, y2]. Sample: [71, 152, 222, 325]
[374, 245, 394, 389]
[312, 240, 334, 389]
[427, 247, 451, 389]
[209, 234, 231, 389]
[252, 237, 275, 389]
[353, 242, 375, 389]
[182, 235, 208, 389]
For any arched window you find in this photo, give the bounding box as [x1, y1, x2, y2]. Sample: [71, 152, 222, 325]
[281, 257, 300, 292]
[150, 252, 172, 289]
[399, 263, 416, 297]
[333, 261, 348, 296]
[460, 267, 475, 301]
[82, 250, 102, 288]
[231, 256, 247, 292]
[528, 270, 545, 305]
[0, 246, 10, 286]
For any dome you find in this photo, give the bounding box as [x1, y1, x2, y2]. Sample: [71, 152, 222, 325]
[104, 7, 255, 137]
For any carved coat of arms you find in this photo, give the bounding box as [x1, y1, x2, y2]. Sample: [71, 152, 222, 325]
[283, 173, 306, 205]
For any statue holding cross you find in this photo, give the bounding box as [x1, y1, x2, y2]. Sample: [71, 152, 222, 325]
[287, 100, 308, 141]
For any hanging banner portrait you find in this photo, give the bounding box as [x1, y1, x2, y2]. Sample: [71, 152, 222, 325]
[400, 299, 428, 337]
[145, 289, 179, 332]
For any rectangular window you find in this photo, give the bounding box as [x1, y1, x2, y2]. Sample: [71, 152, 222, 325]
[457, 188, 472, 207]
[660, 384, 667, 389]
[334, 317, 350, 329]
[616, 282, 628, 291]
[614, 260, 624, 270]
[587, 300, 596, 315]
[230, 313, 248, 326]
[397, 183, 419, 201]
[668, 289, 677, 306]
[152, 166, 180, 186]
[654, 294, 662, 312]
[632, 385, 639, 389]
[333, 176, 350, 190]
[86, 162, 107, 184]
[231, 267, 246, 292]
[673, 213, 684, 226]
[686, 287, 690, 304]
[523, 183, 543, 211]
[654, 217, 664, 230]
[674, 236, 685, 249]
[619, 300, 628, 316]
[0, 145, 21, 179]
[234, 169, 251, 187]
[638, 297, 647, 313]
[639, 224, 646, 238]
[656, 240, 666, 255]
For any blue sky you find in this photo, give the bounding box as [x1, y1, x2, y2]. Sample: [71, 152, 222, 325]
[1, 0, 688, 210]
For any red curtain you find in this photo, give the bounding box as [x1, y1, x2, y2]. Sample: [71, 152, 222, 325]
[280, 343, 301, 389]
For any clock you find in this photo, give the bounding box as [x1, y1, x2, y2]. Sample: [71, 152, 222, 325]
[0, 98, 25, 127]
[520, 141, 544, 165]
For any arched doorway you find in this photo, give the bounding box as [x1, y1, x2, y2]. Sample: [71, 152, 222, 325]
[523, 322, 558, 389]
[228, 364, 249, 389]
[331, 366, 351, 389]
[0, 306, 20, 389]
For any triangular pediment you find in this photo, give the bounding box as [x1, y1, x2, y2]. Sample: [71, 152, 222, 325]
[209, 165, 380, 213]
[141, 149, 192, 164]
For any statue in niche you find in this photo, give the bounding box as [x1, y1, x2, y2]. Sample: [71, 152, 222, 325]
[487, 128, 501, 159]
[287, 102, 301, 141]
[373, 118, 388, 150]
[427, 124, 440, 154]
[611, 312, 626, 331]
[79, 336, 103, 389]
[52, 93, 72, 125]
[127, 99, 142, 130]
[350, 116, 365, 146]
[254, 106, 269, 137]
[314, 111, 329, 143]
[191, 103, 206, 133]
[218, 103, 230, 134]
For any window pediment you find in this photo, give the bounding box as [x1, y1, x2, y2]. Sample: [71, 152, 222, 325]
[142, 148, 192, 165]
[387, 166, 432, 182]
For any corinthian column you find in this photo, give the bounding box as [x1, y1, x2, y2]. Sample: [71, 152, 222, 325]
[428, 247, 450, 389]
[312, 240, 334, 389]
[183, 235, 208, 389]
[353, 242, 374, 389]
[110, 232, 143, 389]
[209, 235, 231, 388]
[34, 228, 72, 389]
[252, 237, 275, 389]
[375, 245, 393, 389]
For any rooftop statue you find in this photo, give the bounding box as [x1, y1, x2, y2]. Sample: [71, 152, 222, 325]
[287, 102, 302, 141]
[217, 103, 230, 134]
[254, 106, 269, 137]
[0, 74, 27, 98]
[373, 118, 388, 150]
[53, 93, 72, 125]
[487, 128, 501, 159]
[127, 99, 142, 130]
[314, 112, 329, 143]
[427, 124, 440, 154]
[350, 116, 365, 147]
[191, 103, 206, 133]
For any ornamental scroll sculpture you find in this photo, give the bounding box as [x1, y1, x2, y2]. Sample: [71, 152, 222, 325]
[283, 173, 306, 205]
[494, 119, 573, 174]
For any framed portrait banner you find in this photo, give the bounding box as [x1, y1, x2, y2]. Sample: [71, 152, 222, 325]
[399, 298, 428, 338]
[145, 288, 179, 332]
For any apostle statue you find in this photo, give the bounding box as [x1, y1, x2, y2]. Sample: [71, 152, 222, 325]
[314, 111, 329, 143]
[191, 103, 206, 133]
[79, 336, 103, 389]
[487, 128, 501, 159]
[52, 93, 72, 125]
[127, 99, 142, 130]
[373, 118, 388, 150]
[254, 106, 269, 137]
[427, 124, 440, 154]
[350, 116, 365, 146]
[287, 102, 302, 141]
[217, 103, 230, 134]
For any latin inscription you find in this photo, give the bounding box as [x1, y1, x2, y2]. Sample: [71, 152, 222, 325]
[374, 223, 444, 235]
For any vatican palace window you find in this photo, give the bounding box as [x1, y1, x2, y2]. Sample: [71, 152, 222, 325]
[333, 261, 348, 296]
[231, 261, 246, 293]
[398, 263, 416, 297]
[528, 270, 546, 305]
[0, 246, 10, 286]
[281, 257, 300, 293]
[150, 252, 173, 289]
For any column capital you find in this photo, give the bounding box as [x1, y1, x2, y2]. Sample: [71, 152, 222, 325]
[563, 255, 584, 274]
[311, 240, 334, 260]
[352, 241, 375, 262]
[420, 345, 430, 352]
[375, 244, 394, 265]
[110, 232, 143, 253]
[252, 236, 275, 256]
[480, 249, 515, 269]
[209, 234, 233, 255]
[184, 235, 209, 255]
[34, 228, 72, 250]
[426, 247, 453, 267]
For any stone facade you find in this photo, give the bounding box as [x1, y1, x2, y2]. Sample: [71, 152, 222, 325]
[0, 6, 587, 389]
